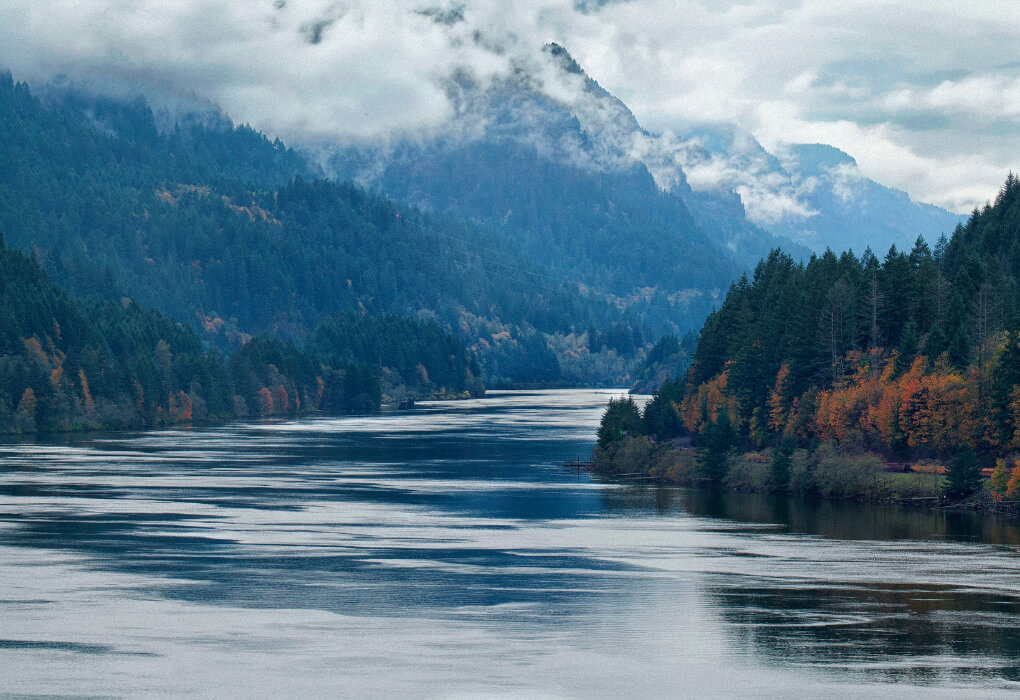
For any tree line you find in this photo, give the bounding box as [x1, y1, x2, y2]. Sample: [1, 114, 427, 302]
[0, 237, 480, 434]
[597, 174, 1020, 501]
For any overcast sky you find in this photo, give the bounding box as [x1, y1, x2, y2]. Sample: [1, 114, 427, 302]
[1, 0, 1017, 213]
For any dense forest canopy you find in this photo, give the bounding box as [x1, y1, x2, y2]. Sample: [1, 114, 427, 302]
[619, 174, 1020, 469]
[0, 235, 482, 433]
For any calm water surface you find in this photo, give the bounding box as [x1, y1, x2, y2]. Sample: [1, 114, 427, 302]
[1, 389, 1019, 698]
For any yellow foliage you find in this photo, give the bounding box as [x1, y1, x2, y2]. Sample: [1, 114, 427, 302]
[680, 368, 739, 433]
[767, 362, 791, 433]
[79, 369, 96, 419]
[23, 337, 48, 366]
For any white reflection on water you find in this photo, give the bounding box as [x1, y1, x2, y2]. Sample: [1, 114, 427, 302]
[0, 389, 1018, 698]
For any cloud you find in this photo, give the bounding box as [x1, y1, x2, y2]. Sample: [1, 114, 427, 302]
[0, 0, 1016, 211]
[560, 1, 1020, 212]
[0, 0, 519, 141]
[678, 137, 819, 225]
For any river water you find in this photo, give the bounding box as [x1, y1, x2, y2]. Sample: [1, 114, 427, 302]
[1, 389, 1019, 698]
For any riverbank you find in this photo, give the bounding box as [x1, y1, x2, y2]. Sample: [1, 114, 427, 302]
[0, 386, 486, 438]
[591, 436, 1019, 517]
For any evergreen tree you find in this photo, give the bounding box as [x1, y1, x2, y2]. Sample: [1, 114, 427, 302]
[770, 437, 795, 491]
[700, 407, 737, 484]
[944, 446, 984, 500]
[596, 397, 644, 448]
[641, 375, 684, 439]
[634, 174, 1020, 465]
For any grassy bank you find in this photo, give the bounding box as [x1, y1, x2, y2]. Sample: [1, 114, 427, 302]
[591, 437, 1016, 514]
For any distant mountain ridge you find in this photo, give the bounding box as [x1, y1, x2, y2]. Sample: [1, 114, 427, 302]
[0, 43, 968, 389]
[680, 125, 965, 254]
[329, 43, 959, 272]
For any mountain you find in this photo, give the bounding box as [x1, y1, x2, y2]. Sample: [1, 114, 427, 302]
[325, 43, 957, 315]
[0, 48, 961, 392]
[680, 125, 965, 255]
[327, 44, 803, 336]
[0, 72, 648, 387]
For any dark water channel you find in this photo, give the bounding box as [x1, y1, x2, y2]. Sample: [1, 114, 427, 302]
[1, 389, 1018, 697]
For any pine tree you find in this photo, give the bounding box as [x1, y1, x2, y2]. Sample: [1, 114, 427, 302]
[700, 406, 737, 484]
[596, 396, 643, 448]
[770, 436, 794, 491]
[944, 445, 984, 500]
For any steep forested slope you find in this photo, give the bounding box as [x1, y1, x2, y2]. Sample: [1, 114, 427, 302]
[0, 235, 488, 433]
[630, 174, 1020, 466]
[0, 73, 642, 385]
[308, 312, 485, 399]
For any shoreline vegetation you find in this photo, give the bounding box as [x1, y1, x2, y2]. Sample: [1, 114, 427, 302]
[0, 238, 484, 436]
[591, 429, 1018, 518]
[593, 174, 1020, 519]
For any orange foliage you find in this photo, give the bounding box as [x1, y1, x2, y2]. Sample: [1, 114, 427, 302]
[257, 387, 274, 416]
[899, 370, 968, 454]
[684, 339, 1020, 460]
[1007, 464, 1020, 500]
[801, 354, 982, 454]
[17, 388, 37, 416]
[79, 370, 96, 419]
[168, 390, 193, 423]
[751, 353, 982, 457]
[816, 362, 882, 442]
[274, 384, 290, 414]
[767, 362, 792, 433]
[23, 337, 48, 366]
[681, 366, 739, 433]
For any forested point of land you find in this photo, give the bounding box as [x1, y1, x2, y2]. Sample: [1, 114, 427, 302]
[596, 174, 1020, 506]
[0, 237, 482, 434]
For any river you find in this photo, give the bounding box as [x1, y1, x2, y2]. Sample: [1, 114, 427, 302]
[1, 389, 1018, 697]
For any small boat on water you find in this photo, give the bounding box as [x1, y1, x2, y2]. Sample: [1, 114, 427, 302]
[398, 398, 416, 410]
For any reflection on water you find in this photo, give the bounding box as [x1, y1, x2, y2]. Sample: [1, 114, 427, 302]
[605, 486, 1020, 544]
[1, 389, 1019, 698]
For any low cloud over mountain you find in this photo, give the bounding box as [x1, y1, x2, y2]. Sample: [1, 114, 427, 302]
[0, 1, 1016, 214]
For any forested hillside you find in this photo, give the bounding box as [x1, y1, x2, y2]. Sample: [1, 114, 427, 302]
[0, 236, 486, 433]
[308, 312, 485, 400]
[334, 137, 736, 332]
[679, 175, 1020, 457]
[597, 174, 1020, 501]
[0, 73, 646, 386]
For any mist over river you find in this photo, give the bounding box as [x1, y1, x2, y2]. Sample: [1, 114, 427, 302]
[1, 389, 1019, 697]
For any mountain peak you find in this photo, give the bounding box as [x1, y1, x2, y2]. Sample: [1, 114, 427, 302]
[543, 43, 585, 76]
[785, 143, 857, 173]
